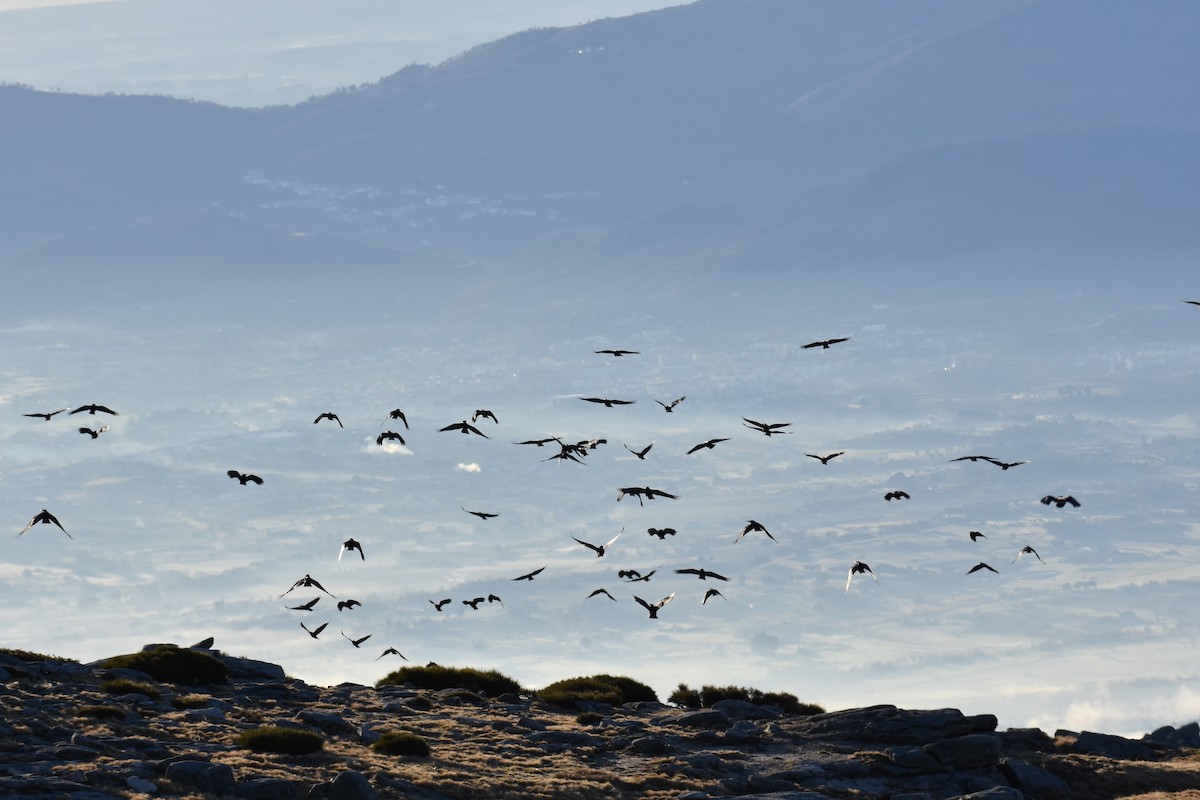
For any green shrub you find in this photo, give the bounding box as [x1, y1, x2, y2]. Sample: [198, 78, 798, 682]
[371, 731, 431, 757]
[171, 694, 212, 710]
[236, 726, 324, 755]
[537, 674, 658, 708]
[575, 711, 604, 726]
[77, 704, 126, 721]
[100, 678, 161, 699]
[376, 664, 522, 697]
[101, 645, 228, 685]
[0, 647, 75, 663]
[669, 683, 824, 716]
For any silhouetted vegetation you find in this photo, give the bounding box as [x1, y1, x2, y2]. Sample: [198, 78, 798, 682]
[100, 678, 161, 699]
[236, 726, 324, 754]
[537, 674, 659, 708]
[101, 645, 228, 685]
[0, 647, 74, 663]
[171, 694, 212, 710]
[76, 704, 125, 721]
[669, 683, 824, 716]
[376, 664, 522, 697]
[371, 731, 431, 757]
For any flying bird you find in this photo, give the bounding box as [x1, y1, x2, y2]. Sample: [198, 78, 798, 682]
[617, 486, 678, 506]
[337, 599, 362, 611]
[70, 404, 118, 416]
[487, 594, 503, 607]
[656, 396, 685, 412]
[472, 409, 499, 424]
[702, 588, 725, 604]
[78, 425, 109, 439]
[884, 491, 911, 501]
[512, 566, 546, 581]
[24, 409, 67, 421]
[969, 531, 987, 542]
[462, 507, 499, 520]
[619, 569, 657, 583]
[430, 598, 452, 611]
[313, 412, 343, 427]
[967, 562, 999, 575]
[281, 574, 335, 598]
[376, 647, 408, 661]
[1184, 300, 1200, 306]
[227, 470, 263, 485]
[595, 349, 639, 357]
[950, 455, 997, 463]
[735, 520, 776, 543]
[573, 529, 622, 557]
[802, 337, 850, 349]
[580, 397, 635, 407]
[440, 420, 489, 437]
[647, 527, 676, 539]
[1041, 495, 1080, 508]
[1012, 546, 1046, 564]
[339, 538, 365, 561]
[383, 409, 409, 429]
[806, 452, 845, 465]
[341, 631, 372, 648]
[514, 437, 558, 447]
[301, 621, 328, 639]
[675, 567, 728, 581]
[634, 593, 675, 619]
[986, 458, 1028, 470]
[588, 588, 617, 601]
[19, 509, 72, 539]
[624, 442, 654, 460]
[742, 417, 791, 436]
[287, 597, 321, 611]
[844, 561, 879, 593]
[462, 597, 486, 610]
[377, 431, 406, 446]
[687, 437, 730, 455]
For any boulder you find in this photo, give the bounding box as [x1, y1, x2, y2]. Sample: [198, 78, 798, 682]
[309, 770, 379, 800]
[1071, 730, 1156, 760]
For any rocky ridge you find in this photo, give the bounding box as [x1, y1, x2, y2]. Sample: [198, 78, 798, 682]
[2, 644, 1199, 800]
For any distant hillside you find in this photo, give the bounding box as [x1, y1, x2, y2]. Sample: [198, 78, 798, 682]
[1, 0, 1197, 318]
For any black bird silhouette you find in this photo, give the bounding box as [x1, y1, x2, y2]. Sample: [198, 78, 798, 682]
[462, 507, 499, 520]
[634, 593, 675, 619]
[1012, 546, 1046, 564]
[595, 349, 639, 356]
[619, 569, 657, 583]
[616, 486, 678, 506]
[383, 409, 409, 429]
[647, 527, 676, 539]
[487, 594, 503, 607]
[70, 404, 118, 416]
[341, 631, 372, 648]
[377, 431, 406, 446]
[802, 337, 850, 349]
[463, 597, 486, 610]
[969, 531, 987, 542]
[735, 520, 776, 543]
[806, 451, 845, 465]
[702, 588, 725, 604]
[78, 425, 109, 439]
[950, 455, 997, 463]
[656, 396, 685, 412]
[301, 621, 328, 639]
[19, 508, 72, 538]
[1041, 495, 1080, 508]
[337, 599, 362, 611]
[281, 574, 335, 598]
[986, 458, 1028, 470]
[687, 437, 730, 455]
[573, 529, 622, 557]
[580, 397, 635, 407]
[1185, 300, 1200, 306]
[515, 437, 558, 446]
[24, 409, 67, 420]
[742, 417, 791, 436]
[845, 561, 879, 593]
[624, 442, 654, 460]
[339, 538, 365, 561]
[967, 562, 999, 575]
[313, 411, 343, 427]
[588, 588, 617, 601]
[376, 647, 408, 661]
[472, 409, 499, 424]
[430, 598, 452, 611]
[884, 490, 911, 501]
[440, 420, 489, 437]
[675, 567, 728, 581]
[512, 566, 546, 581]
[227, 469, 263, 485]
[287, 597, 321, 611]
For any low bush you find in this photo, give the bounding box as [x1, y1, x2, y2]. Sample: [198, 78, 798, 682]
[376, 664, 522, 697]
[575, 711, 605, 726]
[236, 726, 324, 755]
[101, 645, 227, 685]
[371, 731, 431, 757]
[100, 678, 160, 699]
[0, 647, 74, 663]
[669, 683, 824, 716]
[77, 704, 126, 721]
[172, 694, 212, 710]
[537, 674, 658, 708]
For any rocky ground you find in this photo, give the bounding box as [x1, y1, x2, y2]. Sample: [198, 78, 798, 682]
[3, 644, 1200, 800]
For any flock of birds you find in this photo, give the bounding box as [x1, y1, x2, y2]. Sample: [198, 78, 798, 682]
[14, 330, 1100, 671]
